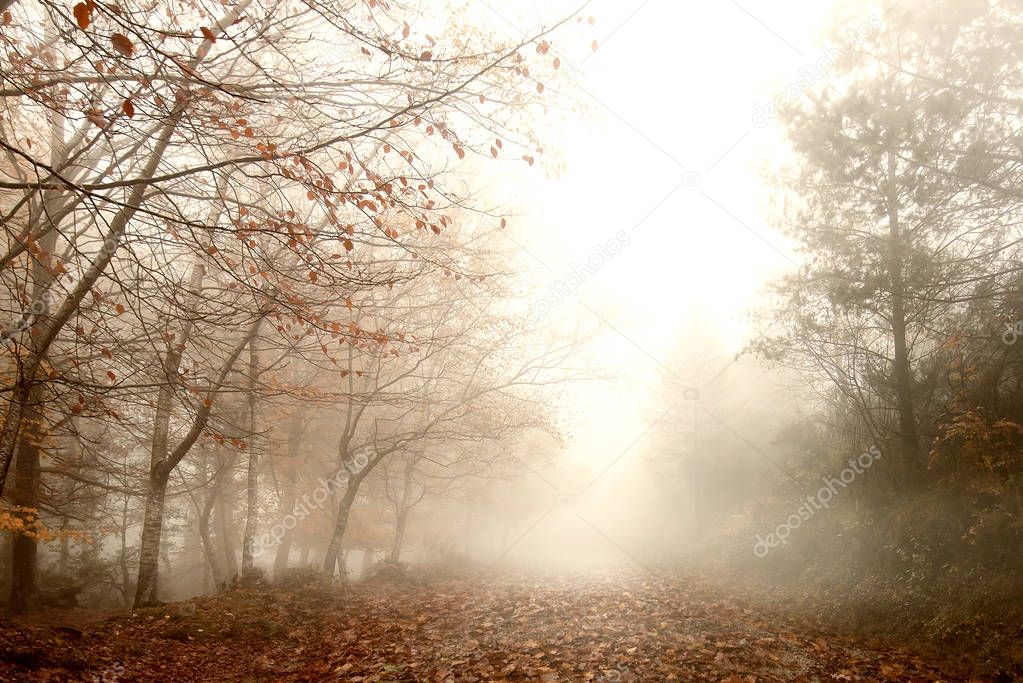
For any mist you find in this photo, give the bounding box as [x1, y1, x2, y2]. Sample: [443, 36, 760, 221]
[0, 0, 1020, 680]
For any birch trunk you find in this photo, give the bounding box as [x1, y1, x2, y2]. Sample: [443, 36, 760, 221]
[321, 483, 360, 576]
[241, 340, 259, 574]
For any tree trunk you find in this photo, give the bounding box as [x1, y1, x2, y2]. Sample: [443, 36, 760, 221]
[9, 392, 43, 614]
[58, 521, 69, 575]
[272, 412, 303, 579]
[133, 465, 171, 607]
[463, 497, 474, 560]
[390, 509, 409, 564]
[271, 528, 293, 577]
[0, 381, 33, 499]
[215, 479, 239, 580]
[886, 151, 921, 476]
[199, 493, 224, 591]
[8, 92, 62, 612]
[119, 486, 132, 606]
[201, 546, 211, 595]
[360, 547, 374, 578]
[133, 318, 193, 608]
[337, 550, 348, 585]
[322, 484, 359, 576]
[196, 448, 223, 591]
[133, 263, 203, 608]
[389, 456, 416, 563]
[199, 461, 225, 591]
[241, 340, 259, 574]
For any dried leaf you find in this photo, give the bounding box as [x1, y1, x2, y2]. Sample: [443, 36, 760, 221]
[73, 2, 91, 30]
[111, 33, 134, 58]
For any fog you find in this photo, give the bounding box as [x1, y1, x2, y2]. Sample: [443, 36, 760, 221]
[0, 0, 1020, 679]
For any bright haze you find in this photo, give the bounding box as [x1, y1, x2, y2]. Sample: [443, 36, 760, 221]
[0, 0, 1019, 680]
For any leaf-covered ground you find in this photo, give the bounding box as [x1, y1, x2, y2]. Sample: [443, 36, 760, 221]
[0, 572, 1006, 681]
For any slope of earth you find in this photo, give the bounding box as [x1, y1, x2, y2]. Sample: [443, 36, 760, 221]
[0, 572, 1003, 681]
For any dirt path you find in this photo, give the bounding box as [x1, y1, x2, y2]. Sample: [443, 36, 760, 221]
[0, 573, 992, 681]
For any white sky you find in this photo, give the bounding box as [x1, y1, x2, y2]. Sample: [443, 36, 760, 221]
[469, 0, 880, 475]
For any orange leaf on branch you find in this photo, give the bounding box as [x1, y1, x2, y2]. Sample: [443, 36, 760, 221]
[72, 1, 92, 30]
[111, 33, 134, 58]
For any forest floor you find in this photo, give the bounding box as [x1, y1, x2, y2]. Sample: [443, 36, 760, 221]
[0, 570, 1013, 682]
